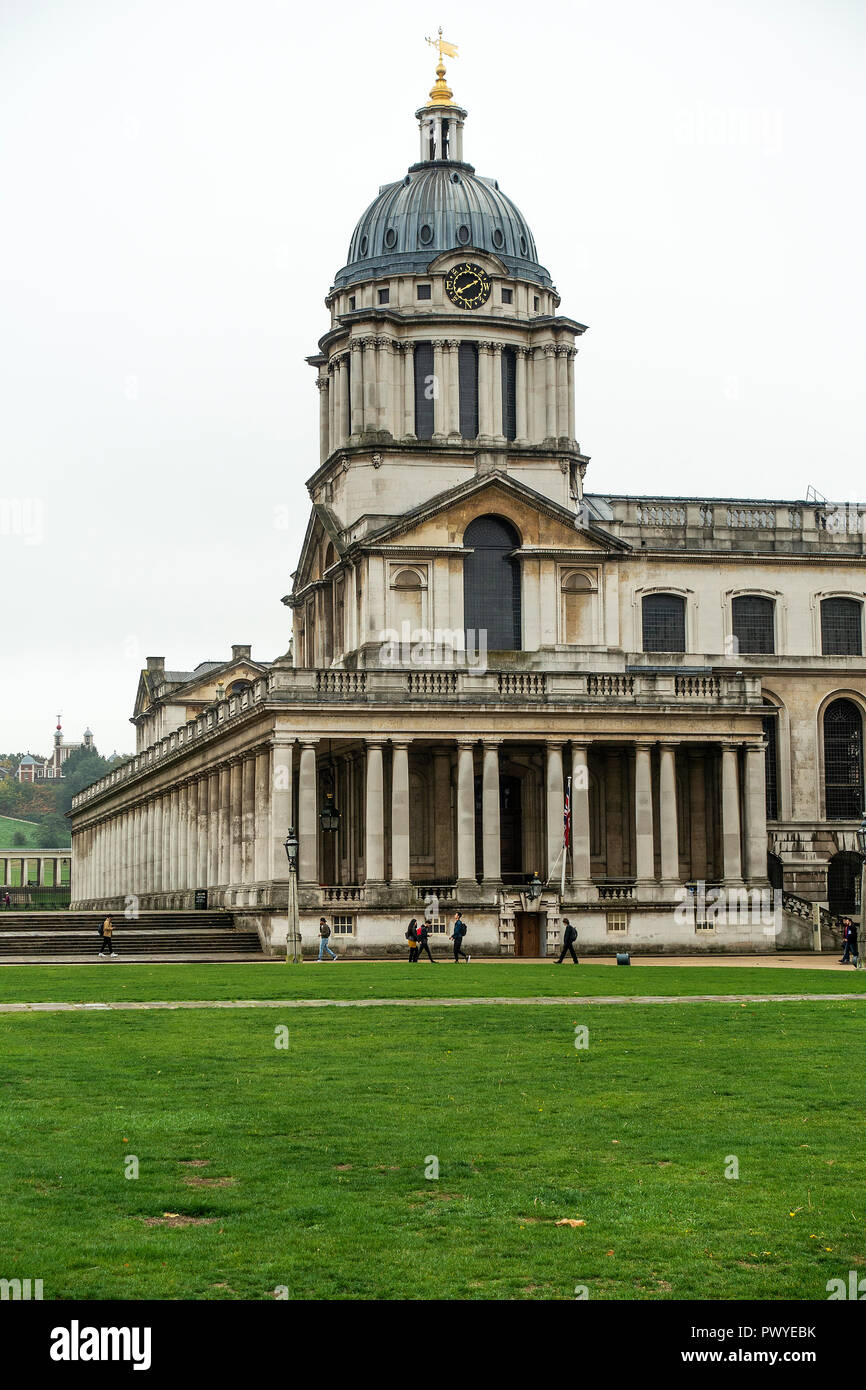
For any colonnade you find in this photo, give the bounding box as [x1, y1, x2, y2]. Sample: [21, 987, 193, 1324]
[318, 337, 577, 461]
[72, 734, 767, 906]
[0, 853, 70, 888]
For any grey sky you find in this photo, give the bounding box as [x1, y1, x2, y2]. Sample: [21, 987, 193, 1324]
[1, 0, 864, 757]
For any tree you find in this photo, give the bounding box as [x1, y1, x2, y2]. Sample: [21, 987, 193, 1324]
[57, 746, 115, 816]
[37, 814, 71, 848]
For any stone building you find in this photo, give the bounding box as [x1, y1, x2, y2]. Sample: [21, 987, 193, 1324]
[69, 60, 866, 954]
[17, 719, 95, 781]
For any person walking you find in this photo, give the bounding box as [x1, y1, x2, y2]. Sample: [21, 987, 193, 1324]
[417, 917, 437, 963]
[556, 917, 579, 965]
[450, 911, 470, 963]
[317, 916, 338, 961]
[846, 919, 859, 967]
[839, 917, 854, 964]
[98, 914, 117, 959]
[406, 918, 420, 963]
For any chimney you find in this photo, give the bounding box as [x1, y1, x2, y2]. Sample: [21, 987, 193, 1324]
[146, 657, 165, 675]
[231, 644, 252, 662]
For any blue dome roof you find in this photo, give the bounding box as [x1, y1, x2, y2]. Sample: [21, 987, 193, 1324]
[334, 163, 552, 290]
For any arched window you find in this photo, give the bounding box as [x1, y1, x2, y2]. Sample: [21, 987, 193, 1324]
[824, 698, 863, 819]
[762, 699, 779, 820]
[828, 851, 862, 916]
[642, 593, 686, 653]
[561, 572, 596, 645]
[821, 598, 863, 656]
[733, 595, 775, 654]
[225, 680, 252, 697]
[463, 516, 521, 651]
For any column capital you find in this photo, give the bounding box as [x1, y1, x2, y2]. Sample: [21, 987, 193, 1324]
[657, 739, 682, 749]
[390, 738, 412, 749]
[481, 737, 503, 748]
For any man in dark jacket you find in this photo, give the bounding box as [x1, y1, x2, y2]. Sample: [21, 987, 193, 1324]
[417, 919, 437, 963]
[839, 918, 854, 964]
[450, 912, 470, 963]
[556, 917, 579, 965]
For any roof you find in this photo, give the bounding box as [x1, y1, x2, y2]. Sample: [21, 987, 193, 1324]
[334, 162, 552, 290]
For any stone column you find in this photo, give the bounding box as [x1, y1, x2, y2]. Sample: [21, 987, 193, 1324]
[402, 342, 415, 438]
[273, 738, 296, 881]
[721, 743, 743, 883]
[634, 744, 655, 884]
[544, 345, 557, 439]
[570, 741, 592, 882]
[168, 789, 179, 892]
[566, 348, 576, 441]
[556, 346, 569, 437]
[214, 766, 229, 887]
[318, 374, 329, 463]
[743, 742, 767, 882]
[481, 741, 502, 884]
[432, 340, 446, 439]
[365, 740, 385, 884]
[515, 347, 528, 442]
[297, 741, 318, 885]
[456, 741, 476, 887]
[241, 754, 256, 887]
[229, 758, 243, 890]
[254, 749, 270, 882]
[433, 749, 453, 880]
[350, 338, 363, 436]
[659, 743, 680, 884]
[377, 337, 393, 433]
[162, 793, 172, 897]
[491, 342, 504, 441]
[152, 797, 163, 894]
[478, 344, 494, 437]
[545, 742, 565, 882]
[446, 340, 460, 436]
[196, 777, 208, 889]
[338, 353, 350, 446]
[390, 741, 411, 883]
[207, 771, 220, 887]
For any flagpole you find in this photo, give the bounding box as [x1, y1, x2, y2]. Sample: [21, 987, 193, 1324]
[561, 775, 570, 899]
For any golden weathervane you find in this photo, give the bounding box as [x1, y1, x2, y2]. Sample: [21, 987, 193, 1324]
[425, 26, 458, 105]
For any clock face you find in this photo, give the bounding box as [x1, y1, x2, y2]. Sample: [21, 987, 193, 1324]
[445, 262, 491, 310]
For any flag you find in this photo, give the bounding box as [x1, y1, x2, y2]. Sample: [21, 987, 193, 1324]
[439, 39, 458, 58]
[563, 776, 571, 850]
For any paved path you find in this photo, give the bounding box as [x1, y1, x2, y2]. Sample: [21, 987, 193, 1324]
[0, 992, 863, 1015]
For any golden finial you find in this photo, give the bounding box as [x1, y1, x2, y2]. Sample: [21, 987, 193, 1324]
[425, 26, 458, 105]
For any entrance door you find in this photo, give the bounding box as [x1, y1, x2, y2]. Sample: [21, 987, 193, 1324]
[514, 912, 541, 957]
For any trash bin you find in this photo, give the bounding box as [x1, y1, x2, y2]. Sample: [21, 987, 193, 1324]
[616, 952, 631, 966]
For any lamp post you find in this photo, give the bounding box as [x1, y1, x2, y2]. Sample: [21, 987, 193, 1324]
[527, 871, 543, 902]
[284, 827, 302, 963]
[857, 812, 866, 938]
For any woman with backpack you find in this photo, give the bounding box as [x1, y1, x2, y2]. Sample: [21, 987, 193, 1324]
[406, 918, 420, 963]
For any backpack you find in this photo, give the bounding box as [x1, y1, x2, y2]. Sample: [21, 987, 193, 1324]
[564, 923, 577, 945]
[320, 923, 330, 938]
[454, 919, 467, 937]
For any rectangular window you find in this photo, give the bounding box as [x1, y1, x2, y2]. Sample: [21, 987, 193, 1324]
[378, 288, 390, 305]
[417, 284, 432, 300]
[642, 594, 687, 653]
[763, 713, 779, 820]
[426, 914, 447, 934]
[501, 288, 513, 304]
[533, 295, 540, 311]
[606, 912, 628, 932]
[348, 296, 356, 311]
[332, 914, 355, 935]
[501, 347, 517, 440]
[458, 342, 478, 439]
[821, 598, 863, 655]
[414, 342, 434, 439]
[732, 595, 775, 654]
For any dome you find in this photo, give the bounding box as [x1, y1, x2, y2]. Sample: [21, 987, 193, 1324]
[334, 163, 552, 291]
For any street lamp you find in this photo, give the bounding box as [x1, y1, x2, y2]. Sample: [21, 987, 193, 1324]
[319, 790, 341, 834]
[857, 812, 866, 933]
[527, 871, 543, 902]
[283, 826, 302, 963]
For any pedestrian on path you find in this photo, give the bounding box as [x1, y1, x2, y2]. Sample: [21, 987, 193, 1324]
[317, 916, 338, 961]
[839, 918, 855, 964]
[847, 920, 859, 967]
[556, 917, 579, 965]
[450, 911, 470, 963]
[98, 914, 117, 959]
[406, 918, 420, 963]
[417, 918, 437, 963]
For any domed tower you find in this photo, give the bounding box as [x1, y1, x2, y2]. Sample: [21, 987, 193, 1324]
[293, 44, 591, 667]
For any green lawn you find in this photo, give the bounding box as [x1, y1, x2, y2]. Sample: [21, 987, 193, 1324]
[0, 814, 41, 848]
[0, 960, 863, 1005]
[0, 980, 863, 1299]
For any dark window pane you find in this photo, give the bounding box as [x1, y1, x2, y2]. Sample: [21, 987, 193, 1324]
[501, 347, 516, 440]
[642, 594, 686, 653]
[763, 711, 778, 819]
[824, 698, 863, 819]
[733, 595, 775, 654]
[417, 284, 431, 300]
[828, 853, 861, 915]
[821, 598, 862, 655]
[378, 288, 389, 304]
[414, 342, 434, 439]
[463, 515, 521, 651]
[458, 343, 478, 439]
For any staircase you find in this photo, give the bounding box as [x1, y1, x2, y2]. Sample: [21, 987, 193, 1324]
[0, 911, 265, 961]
